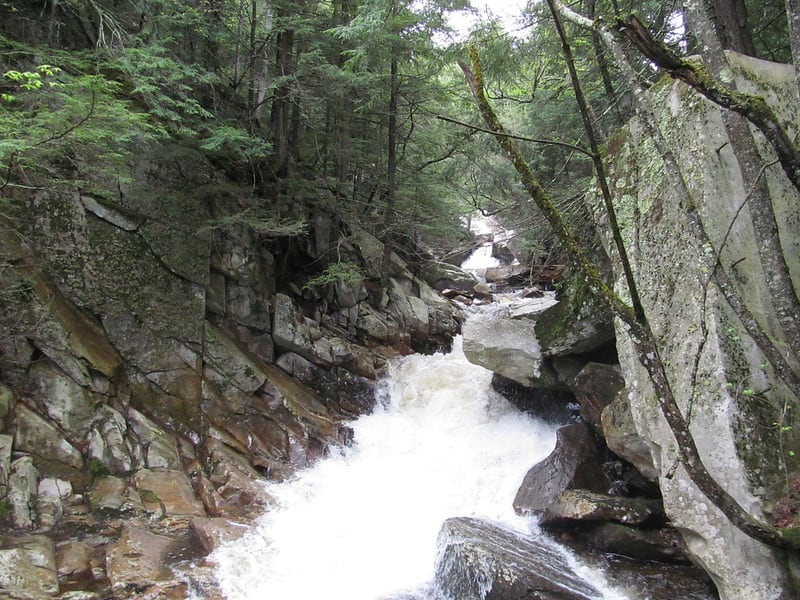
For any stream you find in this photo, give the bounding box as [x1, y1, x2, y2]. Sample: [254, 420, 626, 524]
[210, 329, 627, 600]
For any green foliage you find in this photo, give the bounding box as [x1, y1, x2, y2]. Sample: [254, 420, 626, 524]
[305, 261, 364, 289]
[0, 53, 153, 189]
[202, 209, 307, 238]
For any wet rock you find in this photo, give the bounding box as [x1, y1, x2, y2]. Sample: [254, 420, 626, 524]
[579, 522, 690, 563]
[190, 517, 249, 553]
[276, 352, 376, 417]
[462, 317, 542, 386]
[86, 405, 133, 474]
[0, 534, 59, 597]
[8, 455, 39, 529]
[434, 517, 602, 600]
[133, 469, 206, 517]
[600, 392, 658, 481]
[0, 433, 12, 495]
[491, 374, 575, 424]
[569, 362, 625, 429]
[472, 282, 493, 300]
[205, 440, 274, 517]
[127, 408, 182, 470]
[539, 489, 659, 528]
[89, 476, 145, 516]
[36, 478, 72, 530]
[604, 555, 718, 599]
[14, 403, 83, 471]
[418, 261, 479, 293]
[514, 423, 607, 516]
[105, 526, 180, 595]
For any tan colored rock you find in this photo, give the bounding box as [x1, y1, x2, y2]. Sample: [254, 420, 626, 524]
[105, 526, 178, 594]
[190, 517, 249, 554]
[14, 404, 83, 470]
[8, 456, 38, 529]
[0, 534, 59, 597]
[89, 476, 144, 515]
[56, 539, 93, 580]
[133, 469, 206, 517]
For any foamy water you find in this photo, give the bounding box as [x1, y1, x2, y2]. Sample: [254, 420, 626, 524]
[210, 335, 629, 600]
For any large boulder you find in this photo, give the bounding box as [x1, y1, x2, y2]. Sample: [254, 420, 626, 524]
[514, 423, 607, 516]
[418, 261, 479, 293]
[433, 517, 602, 600]
[0, 535, 59, 598]
[598, 53, 800, 598]
[462, 317, 542, 387]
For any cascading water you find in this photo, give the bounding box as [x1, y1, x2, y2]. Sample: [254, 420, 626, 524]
[210, 332, 627, 600]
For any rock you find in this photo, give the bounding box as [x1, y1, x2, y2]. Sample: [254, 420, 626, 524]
[433, 517, 602, 600]
[533, 268, 615, 358]
[387, 278, 429, 345]
[89, 476, 144, 515]
[56, 539, 94, 581]
[127, 408, 182, 470]
[105, 526, 180, 594]
[272, 292, 317, 361]
[27, 360, 96, 438]
[36, 478, 72, 530]
[86, 405, 132, 474]
[484, 264, 529, 284]
[539, 489, 658, 528]
[462, 317, 542, 386]
[190, 517, 249, 553]
[491, 374, 575, 424]
[204, 440, 274, 517]
[514, 423, 608, 516]
[8, 456, 39, 529]
[204, 320, 269, 393]
[0, 382, 14, 430]
[0, 434, 12, 494]
[569, 362, 625, 429]
[601, 391, 658, 481]
[333, 274, 367, 309]
[600, 554, 718, 600]
[0, 534, 59, 597]
[276, 352, 376, 417]
[472, 282, 493, 300]
[599, 53, 800, 598]
[418, 261, 478, 293]
[14, 403, 83, 471]
[133, 469, 206, 517]
[579, 522, 690, 563]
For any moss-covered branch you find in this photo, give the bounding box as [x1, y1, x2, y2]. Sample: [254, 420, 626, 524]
[617, 13, 800, 197]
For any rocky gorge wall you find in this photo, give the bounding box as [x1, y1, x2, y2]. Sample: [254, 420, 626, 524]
[597, 53, 800, 599]
[457, 52, 800, 600]
[0, 150, 462, 597]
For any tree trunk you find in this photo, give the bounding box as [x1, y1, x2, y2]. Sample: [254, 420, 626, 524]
[270, 27, 294, 178]
[786, 0, 800, 98]
[710, 0, 757, 55]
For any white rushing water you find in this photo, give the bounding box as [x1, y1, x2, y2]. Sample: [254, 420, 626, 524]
[211, 336, 623, 600]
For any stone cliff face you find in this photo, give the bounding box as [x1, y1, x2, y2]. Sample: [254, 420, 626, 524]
[458, 52, 800, 600]
[598, 53, 800, 599]
[0, 149, 461, 596]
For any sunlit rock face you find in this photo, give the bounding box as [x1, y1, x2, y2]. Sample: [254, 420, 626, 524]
[599, 52, 800, 600]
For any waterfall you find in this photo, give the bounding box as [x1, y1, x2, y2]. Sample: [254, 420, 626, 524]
[210, 337, 624, 600]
